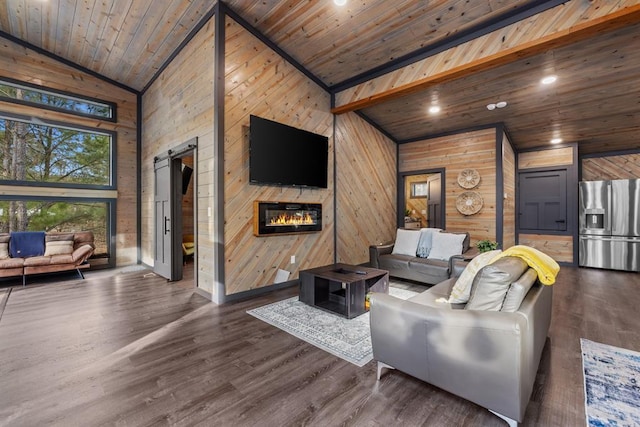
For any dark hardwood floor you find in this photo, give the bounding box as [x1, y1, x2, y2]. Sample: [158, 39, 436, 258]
[0, 265, 638, 426]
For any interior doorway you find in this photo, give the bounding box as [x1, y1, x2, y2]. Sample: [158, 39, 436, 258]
[153, 139, 197, 283]
[401, 169, 445, 229]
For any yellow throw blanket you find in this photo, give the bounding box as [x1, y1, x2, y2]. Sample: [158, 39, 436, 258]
[491, 245, 560, 285]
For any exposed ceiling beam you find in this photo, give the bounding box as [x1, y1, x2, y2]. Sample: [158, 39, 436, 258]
[331, 4, 640, 115]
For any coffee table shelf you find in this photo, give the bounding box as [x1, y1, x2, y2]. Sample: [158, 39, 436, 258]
[299, 263, 389, 319]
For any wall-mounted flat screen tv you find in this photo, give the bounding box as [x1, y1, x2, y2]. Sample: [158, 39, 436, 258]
[249, 115, 328, 189]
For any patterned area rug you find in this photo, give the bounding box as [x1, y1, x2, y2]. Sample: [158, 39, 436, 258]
[581, 338, 640, 426]
[247, 287, 417, 367]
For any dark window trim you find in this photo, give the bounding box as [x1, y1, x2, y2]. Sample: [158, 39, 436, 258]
[0, 195, 117, 269]
[0, 111, 117, 189]
[0, 76, 117, 122]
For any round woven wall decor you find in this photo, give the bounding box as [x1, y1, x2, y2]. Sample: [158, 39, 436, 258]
[456, 191, 483, 215]
[457, 168, 480, 189]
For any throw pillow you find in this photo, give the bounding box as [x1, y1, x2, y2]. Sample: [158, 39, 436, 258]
[447, 249, 502, 303]
[465, 257, 529, 311]
[427, 232, 466, 261]
[0, 242, 9, 259]
[44, 240, 74, 256]
[391, 228, 421, 256]
[416, 228, 441, 258]
[501, 268, 538, 312]
[45, 233, 75, 242]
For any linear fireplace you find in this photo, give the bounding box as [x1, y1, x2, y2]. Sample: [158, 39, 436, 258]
[254, 201, 322, 236]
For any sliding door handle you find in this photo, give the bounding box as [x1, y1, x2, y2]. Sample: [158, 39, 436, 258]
[164, 217, 170, 234]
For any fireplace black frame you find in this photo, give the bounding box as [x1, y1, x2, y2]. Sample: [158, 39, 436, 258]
[254, 201, 322, 236]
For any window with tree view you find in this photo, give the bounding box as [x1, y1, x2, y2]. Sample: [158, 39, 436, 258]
[0, 117, 111, 186]
[0, 79, 114, 119]
[0, 200, 109, 257]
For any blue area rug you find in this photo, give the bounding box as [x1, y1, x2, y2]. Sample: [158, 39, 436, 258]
[581, 338, 640, 427]
[247, 286, 416, 367]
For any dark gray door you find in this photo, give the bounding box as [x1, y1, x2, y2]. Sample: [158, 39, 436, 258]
[427, 174, 443, 228]
[519, 170, 567, 231]
[154, 158, 183, 280]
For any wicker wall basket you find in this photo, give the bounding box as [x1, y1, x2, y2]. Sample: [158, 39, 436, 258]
[457, 168, 480, 189]
[456, 191, 483, 215]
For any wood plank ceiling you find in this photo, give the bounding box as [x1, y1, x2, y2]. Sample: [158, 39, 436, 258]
[0, 0, 639, 154]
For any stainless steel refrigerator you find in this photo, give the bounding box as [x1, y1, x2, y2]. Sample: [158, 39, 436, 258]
[579, 179, 640, 271]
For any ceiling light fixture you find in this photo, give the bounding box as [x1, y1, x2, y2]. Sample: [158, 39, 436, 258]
[550, 137, 563, 144]
[541, 75, 557, 85]
[487, 101, 507, 110]
[428, 105, 441, 114]
[334, 0, 347, 5]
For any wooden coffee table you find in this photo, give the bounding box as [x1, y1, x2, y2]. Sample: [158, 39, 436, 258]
[299, 263, 389, 319]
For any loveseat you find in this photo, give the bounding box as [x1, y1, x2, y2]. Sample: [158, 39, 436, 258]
[370, 254, 555, 427]
[369, 228, 478, 285]
[0, 231, 95, 286]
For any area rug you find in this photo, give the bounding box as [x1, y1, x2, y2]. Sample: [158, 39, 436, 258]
[581, 338, 640, 427]
[247, 286, 417, 367]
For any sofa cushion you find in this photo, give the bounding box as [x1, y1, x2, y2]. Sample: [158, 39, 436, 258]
[391, 229, 421, 256]
[0, 242, 9, 260]
[46, 233, 75, 242]
[408, 257, 450, 283]
[501, 268, 538, 312]
[0, 257, 24, 268]
[0, 234, 10, 243]
[10, 231, 46, 258]
[378, 253, 412, 272]
[427, 232, 466, 261]
[44, 240, 74, 256]
[447, 249, 502, 304]
[465, 257, 529, 311]
[416, 228, 441, 258]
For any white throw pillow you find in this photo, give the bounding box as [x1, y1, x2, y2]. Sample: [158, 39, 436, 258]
[391, 228, 421, 256]
[44, 240, 74, 256]
[447, 249, 501, 303]
[416, 228, 441, 258]
[427, 232, 466, 261]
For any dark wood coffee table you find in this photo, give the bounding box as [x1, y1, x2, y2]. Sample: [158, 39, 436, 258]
[299, 263, 389, 319]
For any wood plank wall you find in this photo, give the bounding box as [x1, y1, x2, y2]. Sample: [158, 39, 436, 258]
[334, 1, 631, 109]
[141, 20, 215, 293]
[502, 133, 516, 249]
[582, 153, 640, 181]
[517, 146, 576, 263]
[399, 128, 497, 244]
[335, 112, 396, 265]
[223, 17, 334, 295]
[0, 37, 138, 266]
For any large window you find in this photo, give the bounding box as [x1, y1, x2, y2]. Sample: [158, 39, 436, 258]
[0, 199, 110, 257]
[0, 78, 115, 120]
[0, 116, 112, 187]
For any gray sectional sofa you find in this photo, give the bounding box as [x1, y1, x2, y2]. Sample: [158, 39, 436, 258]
[369, 229, 478, 285]
[369, 256, 553, 426]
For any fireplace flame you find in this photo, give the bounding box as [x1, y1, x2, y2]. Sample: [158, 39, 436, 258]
[269, 212, 315, 226]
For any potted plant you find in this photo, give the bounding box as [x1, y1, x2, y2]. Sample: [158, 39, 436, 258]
[476, 239, 499, 253]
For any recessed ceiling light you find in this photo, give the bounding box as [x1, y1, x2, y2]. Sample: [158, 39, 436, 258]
[334, 0, 346, 5]
[550, 137, 563, 144]
[495, 101, 507, 108]
[428, 105, 441, 114]
[541, 75, 557, 85]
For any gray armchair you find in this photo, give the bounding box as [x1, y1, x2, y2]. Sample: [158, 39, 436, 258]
[370, 259, 553, 426]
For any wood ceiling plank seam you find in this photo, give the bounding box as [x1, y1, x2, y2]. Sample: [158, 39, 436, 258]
[25, 0, 43, 49]
[6, 0, 27, 42]
[99, 0, 150, 83]
[0, 3, 12, 33]
[126, 1, 200, 83]
[41, 0, 60, 53]
[92, 0, 133, 73]
[77, 0, 110, 66]
[66, 0, 91, 64]
[118, 2, 167, 83]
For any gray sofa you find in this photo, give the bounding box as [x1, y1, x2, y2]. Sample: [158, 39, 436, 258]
[370, 257, 553, 426]
[369, 231, 478, 285]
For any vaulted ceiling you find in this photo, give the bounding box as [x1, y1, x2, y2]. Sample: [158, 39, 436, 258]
[1, 0, 639, 154]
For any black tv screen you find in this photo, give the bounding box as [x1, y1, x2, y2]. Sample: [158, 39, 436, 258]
[249, 115, 328, 189]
